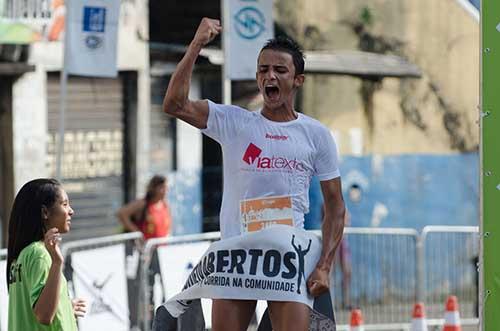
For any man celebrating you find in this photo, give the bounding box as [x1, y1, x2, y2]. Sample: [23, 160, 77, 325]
[163, 17, 345, 331]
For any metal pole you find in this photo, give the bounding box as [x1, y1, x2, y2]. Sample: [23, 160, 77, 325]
[142, 244, 153, 331]
[415, 234, 425, 303]
[55, 0, 70, 180]
[222, 0, 232, 105]
[55, 68, 68, 180]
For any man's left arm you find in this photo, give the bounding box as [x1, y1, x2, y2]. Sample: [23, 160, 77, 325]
[307, 177, 346, 297]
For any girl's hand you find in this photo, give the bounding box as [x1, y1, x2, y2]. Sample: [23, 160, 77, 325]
[44, 228, 63, 264]
[72, 298, 87, 318]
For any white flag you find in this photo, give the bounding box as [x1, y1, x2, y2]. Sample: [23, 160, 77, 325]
[161, 225, 337, 330]
[164, 225, 321, 316]
[225, 0, 274, 80]
[71, 244, 130, 331]
[65, 0, 120, 77]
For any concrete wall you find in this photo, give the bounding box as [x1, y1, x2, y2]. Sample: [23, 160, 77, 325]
[306, 153, 479, 230]
[12, 67, 48, 188]
[275, 0, 479, 155]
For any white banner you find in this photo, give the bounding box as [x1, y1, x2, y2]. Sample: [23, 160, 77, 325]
[71, 244, 129, 331]
[158, 241, 212, 326]
[0, 260, 8, 331]
[158, 241, 211, 300]
[164, 225, 325, 313]
[225, 0, 274, 80]
[65, 0, 120, 77]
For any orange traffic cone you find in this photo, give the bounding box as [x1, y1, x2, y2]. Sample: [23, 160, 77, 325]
[350, 308, 364, 331]
[443, 296, 462, 331]
[410, 302, 428, 331]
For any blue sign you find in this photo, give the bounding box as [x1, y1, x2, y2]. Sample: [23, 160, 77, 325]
[234, 6, 266, 39]
[83, 6, 106, 33]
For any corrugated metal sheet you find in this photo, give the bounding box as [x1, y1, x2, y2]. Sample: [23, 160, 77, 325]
[47, 77, 123, 131]
[150, 76, 175, 174]
[47, 75, 125, 241]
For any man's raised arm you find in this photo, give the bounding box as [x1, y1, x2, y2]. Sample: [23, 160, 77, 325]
[162, 18, 221, 129]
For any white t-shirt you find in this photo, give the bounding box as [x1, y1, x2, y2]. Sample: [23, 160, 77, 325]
[202, 100, 340, 239]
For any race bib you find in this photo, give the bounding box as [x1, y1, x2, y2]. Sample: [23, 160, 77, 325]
[240, 196, 294, 232]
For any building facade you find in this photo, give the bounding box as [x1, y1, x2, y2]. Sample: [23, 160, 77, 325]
[0, 0, 151, 243]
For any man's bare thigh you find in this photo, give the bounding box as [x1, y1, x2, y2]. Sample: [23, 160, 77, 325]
[267, 301, 310, 331]
[212, 299, 256, 331]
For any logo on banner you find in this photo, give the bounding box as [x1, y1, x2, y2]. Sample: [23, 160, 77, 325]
[83, 7, 106, 32]
[89, 273, 114, 315]
[83, 6, 106, 50]
[291, 234, 311, 294]
[234, 7, 266, 39]
[85, 35, 103, 49]
[181, 234, 312, 294]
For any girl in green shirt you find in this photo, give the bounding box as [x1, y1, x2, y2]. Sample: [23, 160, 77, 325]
[6, 178, 87, 330]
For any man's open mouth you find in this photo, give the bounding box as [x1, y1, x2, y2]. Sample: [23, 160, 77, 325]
[265, 85, 280, 100]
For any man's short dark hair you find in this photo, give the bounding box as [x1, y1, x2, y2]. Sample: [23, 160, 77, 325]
[260, 36, 305, 75]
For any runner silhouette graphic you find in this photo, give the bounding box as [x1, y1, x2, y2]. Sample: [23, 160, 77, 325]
[291, 234, 312, 294]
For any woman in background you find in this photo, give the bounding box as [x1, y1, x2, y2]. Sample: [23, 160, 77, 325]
[6, 178, 86, 331]
[117, 175, 172, 326]
[117, 175, 172, 240]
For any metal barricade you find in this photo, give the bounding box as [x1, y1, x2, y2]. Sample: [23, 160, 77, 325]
[143, 228, 419, 331]
[61, 232, 144, 331]
[0, 226, 480, 331]
[312, 228, 420, 330]
[141, 232, 221, 331]
[420, 226, 479, 322]
[332, 226, 479, 331]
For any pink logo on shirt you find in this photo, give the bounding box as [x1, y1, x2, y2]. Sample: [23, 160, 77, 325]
[265, 133, 288, 141]
[242, 143, 263, 165]
[242, 143, 306, 172]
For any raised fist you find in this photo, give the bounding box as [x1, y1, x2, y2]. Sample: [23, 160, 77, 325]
[192, 17, 222, 47]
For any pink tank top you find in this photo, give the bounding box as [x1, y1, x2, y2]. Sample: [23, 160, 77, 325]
[140, 201, 171, 240]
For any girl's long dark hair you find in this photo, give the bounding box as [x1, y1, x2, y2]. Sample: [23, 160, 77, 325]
[6, 178, 61, 288]
[140, 175, 167, 222]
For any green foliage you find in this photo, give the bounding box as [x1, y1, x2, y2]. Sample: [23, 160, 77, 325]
[359, 6, 374, 27]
